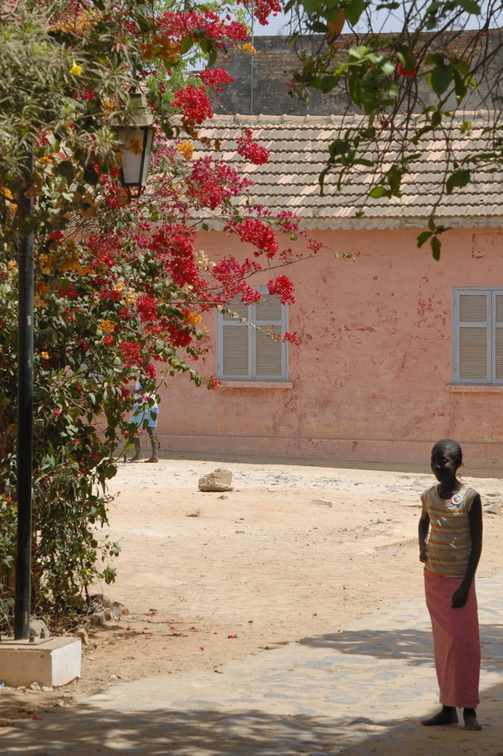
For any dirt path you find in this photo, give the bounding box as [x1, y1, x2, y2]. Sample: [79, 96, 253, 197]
[1, 456, 502, 721]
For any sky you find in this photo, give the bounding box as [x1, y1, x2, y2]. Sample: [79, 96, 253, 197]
[251, 10, 292, 35]
[248, 2, 501, 36]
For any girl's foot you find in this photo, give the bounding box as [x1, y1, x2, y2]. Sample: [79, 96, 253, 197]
[145, 457, 159, 463]
[463, 708, 482, 730]
[128, 455, 142, 462]
[421, 706, 458, 726]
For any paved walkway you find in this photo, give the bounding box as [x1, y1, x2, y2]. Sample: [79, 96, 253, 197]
[2, 573, 503, 755]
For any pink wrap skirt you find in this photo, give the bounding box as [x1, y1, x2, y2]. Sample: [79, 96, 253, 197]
[424, 570, 480, 708]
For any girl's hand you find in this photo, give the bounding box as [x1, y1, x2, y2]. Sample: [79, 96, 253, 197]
[451, 584, 469, 608]
[419, 546, 428, 563]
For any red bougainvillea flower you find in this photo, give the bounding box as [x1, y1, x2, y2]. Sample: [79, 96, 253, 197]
[136, 295, 158, 322]
[237, 0, 281, 25]
[187, 157, 252, 209]
[199, 68, 233, 91]
[157, 9, 248, 48]
[267, 275, 296, 304]
[236, 218, 279, 258]
[236, 129, 269, 165]
[172, 84, 213, 124]
[284, 331, 300, 345]
[120, 341, 143, 367]
[396, 63, 416, 77]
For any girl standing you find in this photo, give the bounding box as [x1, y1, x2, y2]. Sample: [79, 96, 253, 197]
[418, 438, 483, 730]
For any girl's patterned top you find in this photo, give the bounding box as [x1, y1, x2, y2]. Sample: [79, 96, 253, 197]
[421, 483, 478, 578]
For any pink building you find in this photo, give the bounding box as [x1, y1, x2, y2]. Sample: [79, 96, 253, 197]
[155, 115, 503, 469]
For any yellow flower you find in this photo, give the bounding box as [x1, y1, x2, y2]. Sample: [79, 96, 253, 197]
[40, 351, 50, 360]
[176, 140, 194, 160]
[98, 319, 115, 333]
[241, 43, 257, 54]
[185, 312, 202, 325]
[7, 259, 17, 271]
[34, 295, 47, 309]
[69, 61, 83, 76]
[124, 289, 138, 305]
[195, 250, 214, 270]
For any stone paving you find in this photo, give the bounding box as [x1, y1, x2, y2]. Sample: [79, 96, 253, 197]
[2, 573, 503, 755]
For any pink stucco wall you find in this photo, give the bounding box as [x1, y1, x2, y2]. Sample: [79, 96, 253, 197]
[155, 226, 503, 469]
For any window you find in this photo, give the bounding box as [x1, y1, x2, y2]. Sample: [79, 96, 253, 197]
[216, 288, 288, 381]
[453, 288, 503, 384]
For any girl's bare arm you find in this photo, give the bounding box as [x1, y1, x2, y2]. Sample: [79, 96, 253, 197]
[418, 509, 430, 563]
[451, 494, 483, 609]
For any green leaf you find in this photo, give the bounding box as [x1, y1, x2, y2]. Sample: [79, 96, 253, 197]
[453, 71, 467, 99]
[431, 236, 441, 260]
[320, 75, 339, 93]
[345, 0, 368, 26]
[417, 231, 432, 247]
[369, 186, 390, 198]
[300, 0, 326, 14]
[430, 64, 454, 96]
[208, 49, 218, 68]
[314, 21, 330, 32]
[56, 160, 75, 180]
[83, 164, 100, 186]
[425, 52, 445, 66]
[446, 169, 471, 194]
[458, 0, 481, 13]
[180, 35, 193, 55]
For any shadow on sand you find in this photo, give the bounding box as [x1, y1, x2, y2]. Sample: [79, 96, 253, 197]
[2, 622, 503, 755]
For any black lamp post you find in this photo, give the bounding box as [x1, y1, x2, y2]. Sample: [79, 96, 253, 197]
[13, 94, 155, 640]
[14, 153, 35, 641]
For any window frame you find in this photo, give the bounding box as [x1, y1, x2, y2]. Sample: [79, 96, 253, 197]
[452, 287, 503, 386]
[216, 287, 289, 382]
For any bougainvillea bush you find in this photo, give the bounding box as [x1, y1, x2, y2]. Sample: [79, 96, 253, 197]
[0, 0, 297, 630]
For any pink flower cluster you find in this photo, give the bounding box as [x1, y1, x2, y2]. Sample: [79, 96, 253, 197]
[236, 130, 269, 165]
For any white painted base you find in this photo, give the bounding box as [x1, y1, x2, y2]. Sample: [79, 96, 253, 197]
[0, 636, 81, 688]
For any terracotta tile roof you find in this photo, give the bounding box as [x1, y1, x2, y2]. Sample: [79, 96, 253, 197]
[197, 114, 503, 230]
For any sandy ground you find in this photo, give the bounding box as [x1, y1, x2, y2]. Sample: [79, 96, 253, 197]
[1, 454, 502, 722]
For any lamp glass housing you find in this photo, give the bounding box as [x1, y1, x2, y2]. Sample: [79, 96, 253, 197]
[119, 125, 155, 194]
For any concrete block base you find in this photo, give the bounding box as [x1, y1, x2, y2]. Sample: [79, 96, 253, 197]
[0, 636, 81, 688]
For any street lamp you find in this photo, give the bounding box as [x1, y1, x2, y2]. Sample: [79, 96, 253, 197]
[13, 92, 156, 640]
[117, 90, 156, 199]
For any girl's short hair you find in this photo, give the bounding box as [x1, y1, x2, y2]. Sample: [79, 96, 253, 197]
[431, 438, 463, 467]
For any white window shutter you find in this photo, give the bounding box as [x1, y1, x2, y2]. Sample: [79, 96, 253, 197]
[456, 291, 489, 382]
[222, 324, 249, 376]
[459, 327, 488, 380]
[256, 326, 282, 376]
[495, 294, 503, 381]
[256, 297, 282, 322]
[454, 289, 503, 385]
[217, 289, 288, 381]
